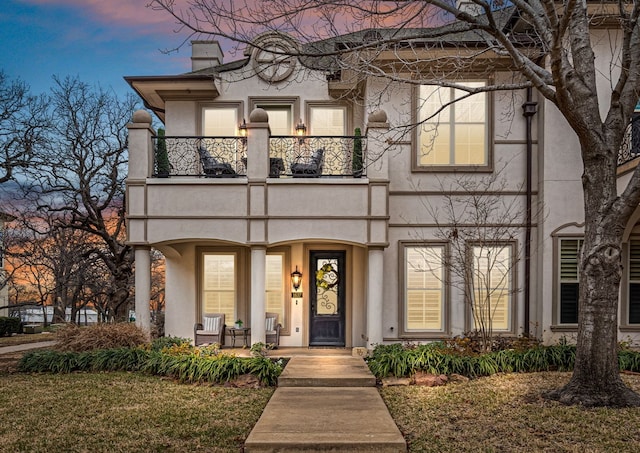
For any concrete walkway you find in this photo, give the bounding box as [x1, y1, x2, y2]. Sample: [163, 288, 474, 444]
[0, 341, 56, 355]
[244, 354, 407, 452]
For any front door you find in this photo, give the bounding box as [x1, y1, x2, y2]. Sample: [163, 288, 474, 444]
[309, 251, 346, 347]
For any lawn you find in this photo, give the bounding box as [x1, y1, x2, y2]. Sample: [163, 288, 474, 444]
[0, 372, 273, 453]
[381, 371, 640, 453]
[0, 332, 55, 347]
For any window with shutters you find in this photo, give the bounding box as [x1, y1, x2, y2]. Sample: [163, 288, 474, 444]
[558, 239, 582, 324]
[401, 244, 447, 336]
[202, 253, 236, 322]
[470, 245, 513, 332]
[628, 240, 640, 324]
[265, 252, 289, 333]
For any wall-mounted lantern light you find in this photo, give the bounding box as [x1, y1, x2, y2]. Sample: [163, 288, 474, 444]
[291, 266, 302, 290]
[239, 119, 248, 137]
[295, 119, 307, 137]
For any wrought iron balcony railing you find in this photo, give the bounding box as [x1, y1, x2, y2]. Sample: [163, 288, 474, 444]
[269, 135, 367, 177]
[152, 136, 247, 177]
[617, 114, 640, 166]
[151, 135, 367, 178]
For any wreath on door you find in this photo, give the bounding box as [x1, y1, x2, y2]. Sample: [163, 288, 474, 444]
[315, 262, 338, 290]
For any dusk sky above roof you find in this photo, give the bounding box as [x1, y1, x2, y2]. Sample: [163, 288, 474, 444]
[1, 0, 200, 99]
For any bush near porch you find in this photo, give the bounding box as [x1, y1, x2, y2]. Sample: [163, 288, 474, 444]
[366, 339, 640, 379]
[18, 324, 285, 386]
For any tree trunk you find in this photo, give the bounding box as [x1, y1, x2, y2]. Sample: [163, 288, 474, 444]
[547, 144, 640, 407]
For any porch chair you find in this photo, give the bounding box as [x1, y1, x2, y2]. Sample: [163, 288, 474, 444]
[197, 146, 237, 177]
[291, 148, 324, 177]
[194, 313, 226, 346]
[265, 312, 282, 348]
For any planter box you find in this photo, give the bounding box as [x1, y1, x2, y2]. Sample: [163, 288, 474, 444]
[23, 324, 43, 334]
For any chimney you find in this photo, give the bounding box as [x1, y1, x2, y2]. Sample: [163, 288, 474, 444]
[191, 41, 224, 71]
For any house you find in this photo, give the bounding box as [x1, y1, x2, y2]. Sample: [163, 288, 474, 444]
[0, 212, 15, 318]
[125, 3, 640, 348]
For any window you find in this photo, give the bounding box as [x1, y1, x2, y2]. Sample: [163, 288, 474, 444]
[415, 81, 488, 168]
[628, 240, 640, 324]
[471, 245, 513, 332]
[558, 239, 582, 324]
[202, 253, 236, 321]
[203, 106, 240, 136]
[259, 105, 293, 135]
[309, 106, 346, 135]
[403, 245, 446, 333]
[266, 253, 287, 332]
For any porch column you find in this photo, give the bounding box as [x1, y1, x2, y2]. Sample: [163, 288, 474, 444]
[250, 246, 266, 345]
[367, 247, 384, 349]
[134, 246, 151, 332]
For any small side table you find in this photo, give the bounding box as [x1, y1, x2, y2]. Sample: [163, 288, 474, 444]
[228, 327, 251, 347]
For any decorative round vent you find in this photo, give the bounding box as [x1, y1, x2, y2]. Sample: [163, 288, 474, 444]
[251, 33, 299, 83]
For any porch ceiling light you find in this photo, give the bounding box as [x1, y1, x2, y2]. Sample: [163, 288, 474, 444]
[239, 119, 248, 137]
[291, 266, 302, 290]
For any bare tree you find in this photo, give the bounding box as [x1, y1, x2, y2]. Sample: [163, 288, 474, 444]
[28, 76, 137, 321]
[0, 71, 49, 185]
[409, 168, 529, 352]
[149, 0, 640, 406]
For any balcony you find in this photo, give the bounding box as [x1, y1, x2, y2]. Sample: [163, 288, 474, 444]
[617, 113, 640, 168]
[152, 135, 367, 179]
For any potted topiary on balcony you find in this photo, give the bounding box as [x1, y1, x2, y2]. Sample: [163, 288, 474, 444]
[155, 128, 170, 177]
[352, 127, 363, 178]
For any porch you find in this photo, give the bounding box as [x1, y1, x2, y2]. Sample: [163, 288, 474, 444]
[127, 110, 392, 348]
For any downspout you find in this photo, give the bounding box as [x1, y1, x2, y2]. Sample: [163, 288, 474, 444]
[522, 88, 538, 337]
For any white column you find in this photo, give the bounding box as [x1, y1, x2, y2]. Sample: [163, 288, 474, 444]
[134, 246, 151, 332]
[367, 247, 384, 349]
[250, 246, 266, 345]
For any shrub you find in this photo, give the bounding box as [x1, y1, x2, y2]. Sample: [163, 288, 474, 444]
[55, 323, 149, 352]
[366, 342, 593, 379]
[18, 346, 286, 386]
[150, 335, 191, 352]
[0, 316, 22, 336]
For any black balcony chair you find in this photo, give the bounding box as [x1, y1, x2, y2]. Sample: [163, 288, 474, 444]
[198, 146, 237, 177]
[291, 148, 324, 177]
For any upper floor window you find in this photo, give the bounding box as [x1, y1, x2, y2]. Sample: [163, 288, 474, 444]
[414, 81, 489, 170]
[203, 106, 240, 136]
[259, 105, 293, 135]
[309, 106, 346, 135]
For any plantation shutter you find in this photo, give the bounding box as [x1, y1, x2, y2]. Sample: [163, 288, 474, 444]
[203, 254, 236, 321]
[405, 246, 444, 331]
[559, 239, 582, 324]
[265, 254, 285, 329]
[629, 241, 640, 324]
[472, 246, 512, 332]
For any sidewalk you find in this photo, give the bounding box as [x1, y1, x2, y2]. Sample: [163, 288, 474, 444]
[244, 355, 407, 452]
[0, 341, 56, 355]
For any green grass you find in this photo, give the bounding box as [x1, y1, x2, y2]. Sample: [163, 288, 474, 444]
[0, 372, 273, 452]
[381, 371, 640, 453]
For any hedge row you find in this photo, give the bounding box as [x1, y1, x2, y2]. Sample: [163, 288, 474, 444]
[0, 317, 21, 337]
[18, 348, 284, 386]
[366, 343, 640, 379]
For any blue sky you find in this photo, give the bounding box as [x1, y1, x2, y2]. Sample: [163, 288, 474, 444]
[0, 0, 196, 98]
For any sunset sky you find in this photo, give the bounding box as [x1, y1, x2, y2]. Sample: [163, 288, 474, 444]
[1, 0, 197, 98]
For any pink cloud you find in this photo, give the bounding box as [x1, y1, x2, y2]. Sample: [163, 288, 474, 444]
[21, 0, 181, 33]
